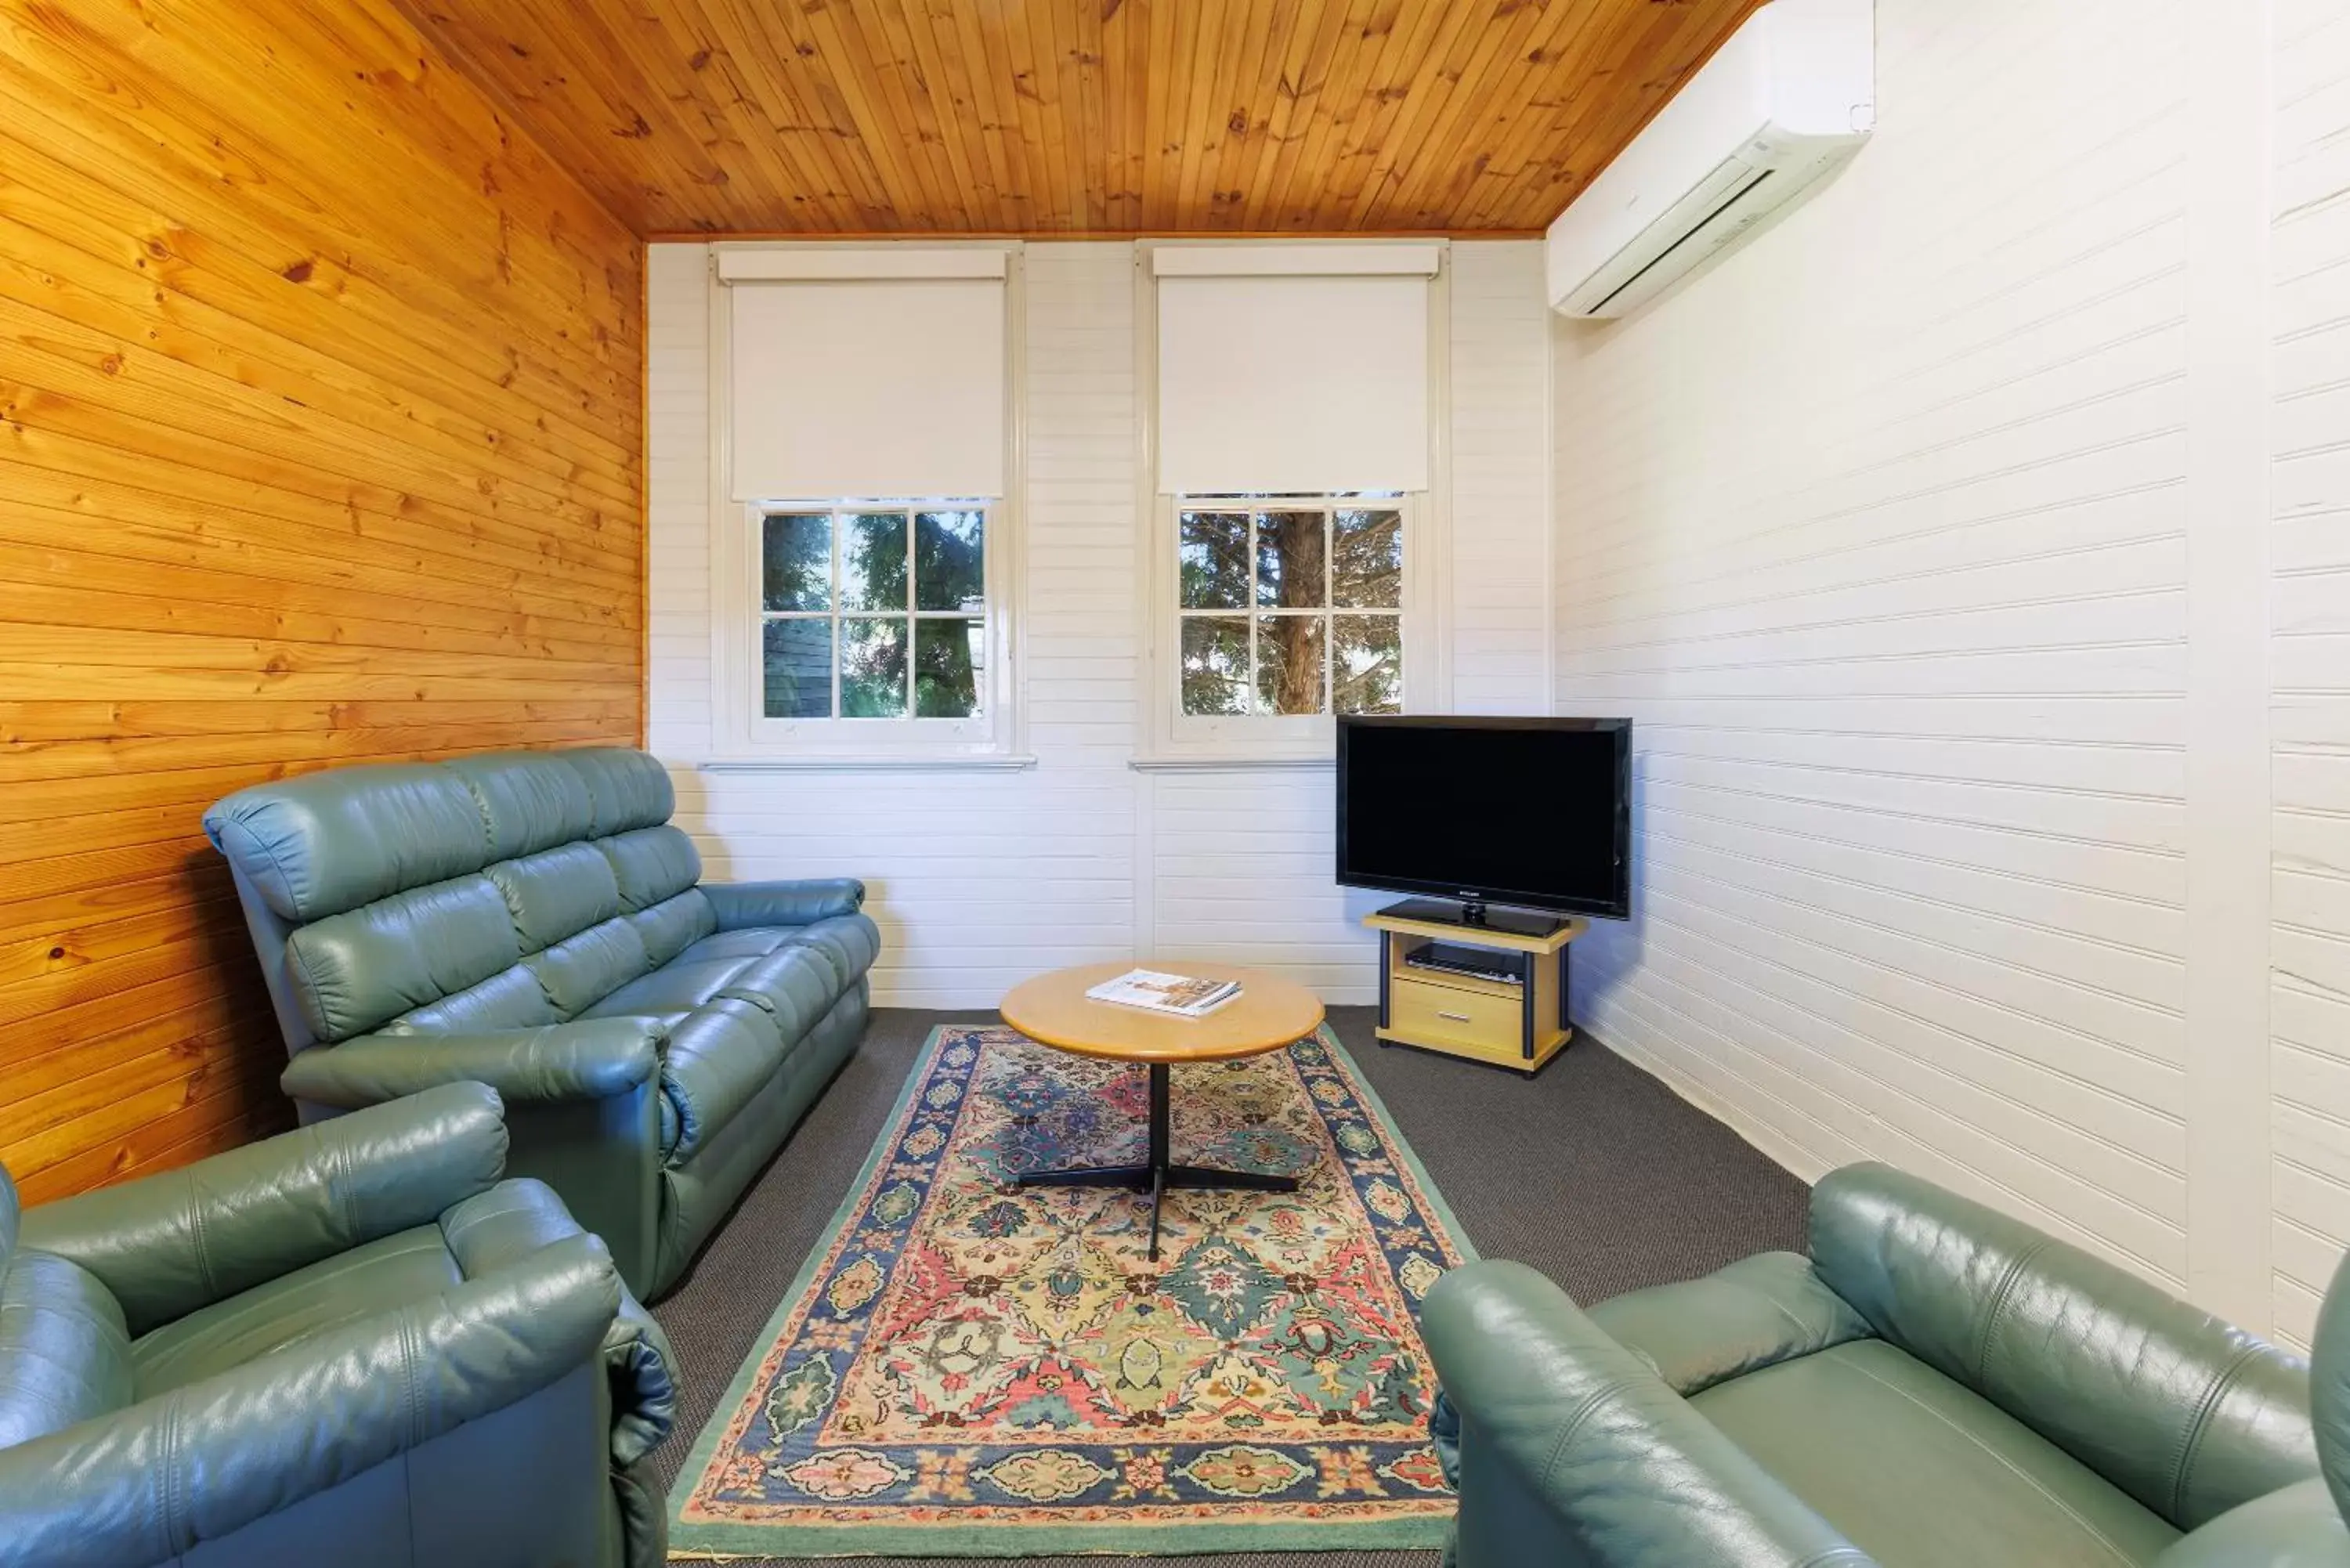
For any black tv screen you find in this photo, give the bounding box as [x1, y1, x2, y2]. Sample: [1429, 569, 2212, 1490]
[1336, 717, 1631, 920]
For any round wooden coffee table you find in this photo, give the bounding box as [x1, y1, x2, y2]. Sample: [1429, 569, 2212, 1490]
[999, 961, 1325, 1260]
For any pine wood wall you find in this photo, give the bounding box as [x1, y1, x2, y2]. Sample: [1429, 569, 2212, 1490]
[0, 0, 645, 1201]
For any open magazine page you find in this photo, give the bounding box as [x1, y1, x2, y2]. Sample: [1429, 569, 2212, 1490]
[1083, 969, 1241, 1017]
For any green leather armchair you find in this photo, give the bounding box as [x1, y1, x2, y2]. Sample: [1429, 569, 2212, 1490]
[204, 746, 880, 1299]
[1425, 1162, 2348, 1568]
[0, 1082, 678, 1568]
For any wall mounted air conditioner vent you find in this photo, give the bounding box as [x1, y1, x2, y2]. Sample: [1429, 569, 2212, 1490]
[1546, 0, 1875, 320]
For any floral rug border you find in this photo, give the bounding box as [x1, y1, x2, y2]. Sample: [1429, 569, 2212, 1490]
[668, 1023, 1476, 1559]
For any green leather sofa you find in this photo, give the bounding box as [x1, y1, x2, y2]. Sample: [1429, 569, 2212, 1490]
[204, 746, 879, 1300]
[1425, 1162, 2348, 1567]
[0, 1082, 677, 1568]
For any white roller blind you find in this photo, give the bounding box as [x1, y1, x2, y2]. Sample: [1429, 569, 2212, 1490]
[728, 277, 1006, 500]
[1155, 273, 1430, 494]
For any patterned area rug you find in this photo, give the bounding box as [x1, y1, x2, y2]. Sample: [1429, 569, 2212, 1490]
[670, 1024, 1473, 1558]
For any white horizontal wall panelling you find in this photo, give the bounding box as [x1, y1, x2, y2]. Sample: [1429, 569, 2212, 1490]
[1552, 0, 2206, 1294]
[2182, 0, 2277, 1335]
[1449, 242, 1554, 715]
[2269, 0, 2350, 1347]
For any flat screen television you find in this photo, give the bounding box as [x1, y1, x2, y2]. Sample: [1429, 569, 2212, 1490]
[1336, 716, 1632, 926]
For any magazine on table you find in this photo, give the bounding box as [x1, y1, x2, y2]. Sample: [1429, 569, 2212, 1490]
[1084, 968, 1242, 1018]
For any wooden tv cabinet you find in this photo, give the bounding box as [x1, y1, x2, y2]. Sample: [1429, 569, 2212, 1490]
[1365, 904, 1585, 1075]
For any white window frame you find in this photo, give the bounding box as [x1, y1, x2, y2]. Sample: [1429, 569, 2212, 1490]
[1162, 493, 1423, 753]
[707, 244, 1026, 768]
[739, 498, 1003, 742]
[1135, 242, 1450, 766]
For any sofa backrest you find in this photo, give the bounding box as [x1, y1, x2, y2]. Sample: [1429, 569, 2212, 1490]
[205, 749, 718, 1052]
[1809, 1162, 2316, 1531]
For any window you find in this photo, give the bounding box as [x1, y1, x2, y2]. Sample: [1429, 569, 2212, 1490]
[706, 244, 1023, 768]
[755, 502, 990, 723]
[1141, 242, 1439, 764]
[1175, 493, 1406, 718]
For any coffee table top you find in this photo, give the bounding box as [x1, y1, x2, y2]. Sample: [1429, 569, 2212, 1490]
[999, 961, 1325, 1064]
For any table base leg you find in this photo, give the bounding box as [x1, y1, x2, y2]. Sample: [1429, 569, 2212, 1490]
[1014, 1061, 1301, 1260]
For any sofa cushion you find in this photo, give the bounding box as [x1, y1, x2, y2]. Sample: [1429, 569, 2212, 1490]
[774, 914, 882, 990]
[560, 750, 677, 840]
[396, 963, 561, 1034]
[0, 1250, 132, 1447]
[671, 917, 881, 992]
[1691, 1337, 2180, 1568]
[287, 875, 523, 1043]
[483, 841, 623, 952]
[526, 918, 656, 1018]
[130, 1226, 464, 1400]
[714, 946, 843, 1042]
[204, 764, 489, 923]
[443, 752, 600, 859]
[632, 890, 718, 968]
[673, 928, 794, 966]
[598, 826, 702, 913]
[584, 956, 754, 1021]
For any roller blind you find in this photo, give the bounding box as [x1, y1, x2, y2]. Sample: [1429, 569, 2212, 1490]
[728, 269, 1006, 501]
[1155, 259, 1433, 495]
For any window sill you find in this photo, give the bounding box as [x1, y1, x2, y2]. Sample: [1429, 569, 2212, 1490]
[1127, 755, 1334, 773]
[700, 753, 1039, 775]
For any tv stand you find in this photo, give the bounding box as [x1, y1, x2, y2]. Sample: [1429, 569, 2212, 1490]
[1366, 901, 1585, 1075]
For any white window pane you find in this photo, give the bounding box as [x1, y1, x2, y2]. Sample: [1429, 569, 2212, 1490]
[841, 512, 908, 611]
[1333, 615, 1402, 715]
[916, 511, 985, 612]
[1180, 510, 1250, 609]
[1180, 617, 1249, 715]
[761, 514, 831, 612]
[762, 619, 832, 717]
[1333, 508, 1402, 609]
[1255, 510, 1327, 609]
[914, 617, 985, 717]
[1255, 614, 1325, 715]
[840, 618, 909, 717]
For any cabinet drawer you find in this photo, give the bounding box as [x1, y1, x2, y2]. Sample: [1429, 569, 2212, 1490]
[1389, 976, 1521, 1050]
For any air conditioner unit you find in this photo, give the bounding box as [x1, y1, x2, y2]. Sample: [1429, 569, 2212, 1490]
[1546, 0, 1875, 320]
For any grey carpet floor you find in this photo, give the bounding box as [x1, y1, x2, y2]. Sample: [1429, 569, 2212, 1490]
[649, 1007, 1809, 1566]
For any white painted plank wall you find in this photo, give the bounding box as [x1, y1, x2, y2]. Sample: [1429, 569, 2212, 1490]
[2271, 0, 2350, 1345]
[648, 241, 1553, 1009]
[1551, 0, 2200, 1288]
[1449, 242, 1553, 715]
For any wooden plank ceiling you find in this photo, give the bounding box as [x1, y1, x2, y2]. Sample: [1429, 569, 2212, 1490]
[405, 0, 1765, 237]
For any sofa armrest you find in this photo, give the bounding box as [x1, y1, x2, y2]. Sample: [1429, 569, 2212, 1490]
[1425, 1260, 1875, 1568]
[701, 877, 866, 930]
[0, 1233, 619, 1568]
[282, 1021, 662, 1111]
[2153, 1479, 2350, 1567]
[18, 1082, 507, 1337]
[1588, 1251, 1874, 1396]
[1810, 1163, 2316, 1530]
[439, 1178, 678, 1468]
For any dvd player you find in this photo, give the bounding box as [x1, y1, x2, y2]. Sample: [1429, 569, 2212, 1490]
[1403, 941, 1523, 986]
